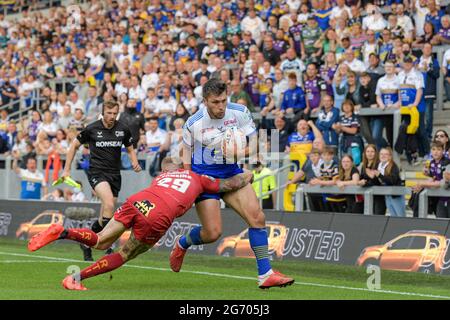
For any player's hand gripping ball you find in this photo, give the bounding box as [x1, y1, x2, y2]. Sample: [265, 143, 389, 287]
[222, 128, 247, 162]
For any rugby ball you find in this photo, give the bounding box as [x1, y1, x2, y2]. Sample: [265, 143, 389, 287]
[222, 128, 247, 162]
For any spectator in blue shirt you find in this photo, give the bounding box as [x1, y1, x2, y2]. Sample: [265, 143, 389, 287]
[12, 155, 47, 200]
[280, 73, 308, 120]
[425, 1, 445, 33]
[152, 10, 169, 31]
[212, 40, 232, 61]
[175, 43, 196, 62]
[315, 94, 340, 147]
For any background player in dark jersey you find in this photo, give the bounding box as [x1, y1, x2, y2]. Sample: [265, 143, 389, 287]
[62, 100, 142, 261]
[26, 157, 276, 291]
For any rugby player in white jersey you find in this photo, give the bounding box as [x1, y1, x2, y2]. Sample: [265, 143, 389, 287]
[170, 78, 294, 289]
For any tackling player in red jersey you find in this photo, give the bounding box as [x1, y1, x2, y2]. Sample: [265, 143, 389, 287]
[27, 157, 259, 291]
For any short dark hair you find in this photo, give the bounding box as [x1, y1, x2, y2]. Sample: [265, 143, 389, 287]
[431, 141, 444, 150]
[323, 146, 335, 155]
[203, 78, 227, 99]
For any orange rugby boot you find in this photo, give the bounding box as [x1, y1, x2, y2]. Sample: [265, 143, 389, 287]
[28, 224, 64, 252]
[62, 275, 88, 291]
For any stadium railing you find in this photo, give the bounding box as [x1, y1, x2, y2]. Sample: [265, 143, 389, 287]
[292, 184, 447, 218]
[253, 162, 294, 210]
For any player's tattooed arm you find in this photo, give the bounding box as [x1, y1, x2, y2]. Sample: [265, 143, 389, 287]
[219, 170, 254, 192]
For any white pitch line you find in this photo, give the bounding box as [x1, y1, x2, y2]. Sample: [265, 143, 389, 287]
[0, 260, 70, 263]
[0, 251, 449, 300]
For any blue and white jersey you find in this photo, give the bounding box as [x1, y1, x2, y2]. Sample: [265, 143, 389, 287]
[397, 69, 425, 112]
[287, 131, 315, 147]
[18, 169, 46, 200]
[375, 74, 400, 106]
[280, 58, 305, 86]
[183, 103, 256, 178]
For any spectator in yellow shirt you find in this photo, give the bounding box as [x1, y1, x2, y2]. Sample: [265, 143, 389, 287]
[252, 161, 277, 209]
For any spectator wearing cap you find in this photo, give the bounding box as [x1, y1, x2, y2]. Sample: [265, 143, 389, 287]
[335, 36, 351, 63]
[398, 55, 427, 163]
[201, 34, 218, 60]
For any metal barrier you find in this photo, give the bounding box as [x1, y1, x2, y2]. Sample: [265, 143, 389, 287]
[253, 163, 294, 210]
[293, 184, 449, 218]
[418, 188, 450, 218]
[0, 152, 158, 201]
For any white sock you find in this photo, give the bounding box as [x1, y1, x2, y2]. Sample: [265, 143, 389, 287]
[258, 269, 274, 286]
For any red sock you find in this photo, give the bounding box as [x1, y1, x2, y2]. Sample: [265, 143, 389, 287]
[65, 229, 98, 247]
[79, 253, 124, 280]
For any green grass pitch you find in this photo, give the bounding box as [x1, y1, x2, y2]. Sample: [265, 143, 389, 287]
[0, 239, 449, 300]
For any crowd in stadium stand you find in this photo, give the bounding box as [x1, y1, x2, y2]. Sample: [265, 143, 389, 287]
[0, 0, 449, 216]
